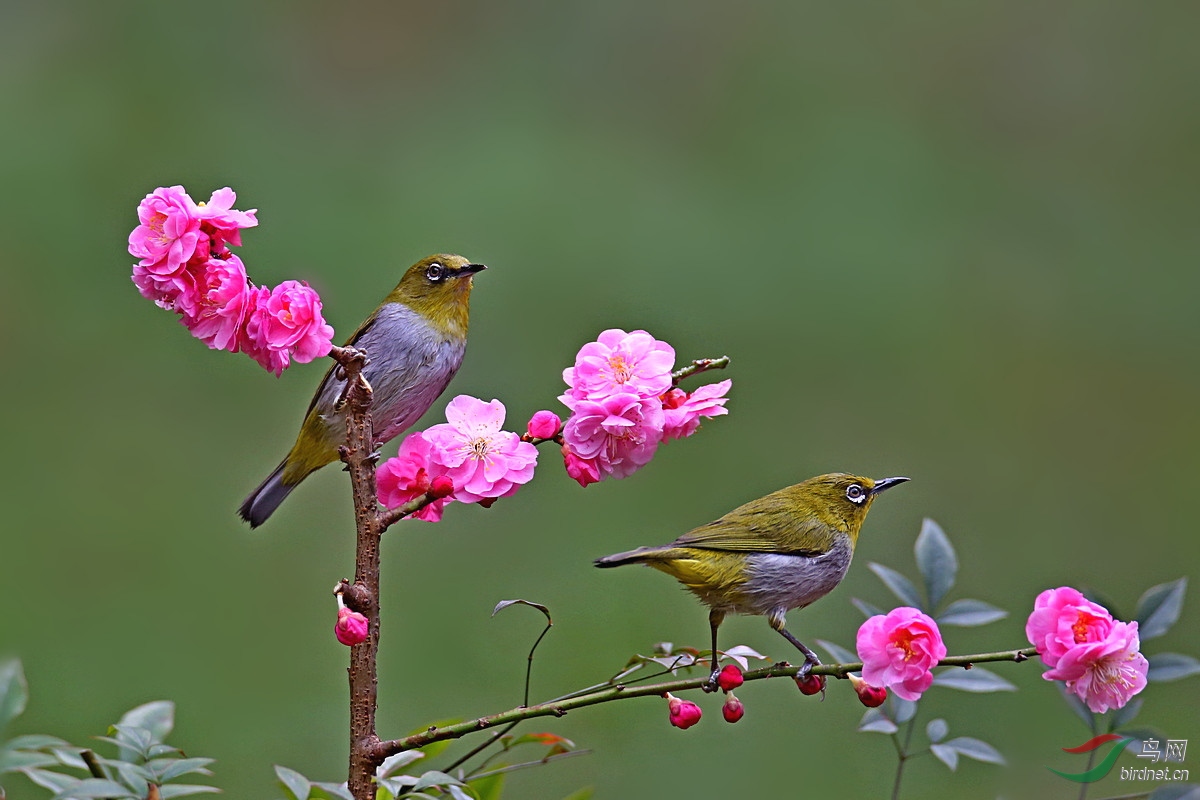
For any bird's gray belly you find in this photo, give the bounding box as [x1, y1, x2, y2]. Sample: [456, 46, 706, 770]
[737, 536, 853, 615]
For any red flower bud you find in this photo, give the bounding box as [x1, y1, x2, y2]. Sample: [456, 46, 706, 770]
[721, 693, 745, 723]
[429, 475, 455, 499]
[716, 664, 744, 692]
[665, 693, 702, 730]
[335, 607, 369, 646]
[849, 674, 887, 707]
[795, 673, 826, 697]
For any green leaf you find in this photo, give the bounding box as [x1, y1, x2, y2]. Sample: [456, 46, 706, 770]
[1148, 785, 1200, 800]
[929, 743, 958, 771]
[276, 764, 312, 800]
[107, 725, 154, 762]
[914, 518, 957, 609]
[378, 751, 425, 779]
[491, 599, 552, 625]
[19, 767, 81, 793]
[936, 599, 1008, 627]
[1057, 683, 1097, 732]
[411, 771, 465, 792]
[891, 697, 917, 725]
[150, 757, 216, 782]
[814, 640, 858, 665]
[926, 718, 948, 743]
[850, 597, 885, 619]
[1147, 652, 1200, 682]
[0, 750, 60, 771]
[156, 786, 222, 799]
[311, 781, 355, 800]
[50, 778, 138, 799]
[867, 563, 924, 611]
[932, 667, 1015, 693]
[118, 701, 174, 745]
[447, 786, 475, 800]
[468, 773, 505, 800]
[944, 736, 1006, 765]
[1135, 578, 1187, 641]
[858, 709, 898, 735]
[0, 660, 28, 731]
[4, 735, 70, 750]
[1108, 698, 1143, 731]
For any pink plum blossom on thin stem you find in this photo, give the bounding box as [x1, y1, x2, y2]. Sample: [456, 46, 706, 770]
[423, 396, 538, 503]
[377, 433, 453, 522]
[181, 255, 253, 352]
[857, 607, 947, 701]
[1025, 586, 1115, 669]
[526, 410, 562, 440]
[560, 393, 664, 482]
[563, 328, 675, 401]
[242, 281, 335, 376]
[128, 185, 203, 275]
[1045, 619, 1149, 713]
[660, 379, 732, 441]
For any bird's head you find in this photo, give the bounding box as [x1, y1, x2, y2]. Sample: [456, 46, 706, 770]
[387, 254, 486, 337]
[796, 473, 909, 542]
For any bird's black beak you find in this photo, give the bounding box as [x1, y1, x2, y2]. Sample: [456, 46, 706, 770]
[870, 476, 910, 495]
[456, 263, 487, 277]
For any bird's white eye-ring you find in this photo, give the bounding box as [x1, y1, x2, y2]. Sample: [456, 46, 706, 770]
[846, 484, 866, 504]
[425, 263, 446, 281]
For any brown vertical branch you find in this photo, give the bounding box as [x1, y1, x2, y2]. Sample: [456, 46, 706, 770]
[330, 345, 384, 800]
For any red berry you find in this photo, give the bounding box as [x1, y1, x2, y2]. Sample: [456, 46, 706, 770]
[795, 673, 826, 696]
[716, 664, 744, 692]
[721, 694, 745, 723]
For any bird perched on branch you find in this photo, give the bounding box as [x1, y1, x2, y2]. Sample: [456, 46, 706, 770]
[596, 472, 908, 687]
[239, 254, 486, 527]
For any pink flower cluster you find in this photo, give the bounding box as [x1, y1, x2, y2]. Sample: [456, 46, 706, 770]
[377, 395, 539, 521]
[558, 329, 731, 486]
[856, 607, 948, 701]
[1026, 587, 1149, 713]
[128, 185, 334, 375]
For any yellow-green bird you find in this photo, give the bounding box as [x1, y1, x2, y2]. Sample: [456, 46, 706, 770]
[238, 254, 486, 527]
[595, 473, 908, 685]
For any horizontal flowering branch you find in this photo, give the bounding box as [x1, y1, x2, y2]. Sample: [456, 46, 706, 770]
[371, 646, 1038, 759]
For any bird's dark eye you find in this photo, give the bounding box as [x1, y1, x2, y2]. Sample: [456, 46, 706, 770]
[846, 484, 866, 504]
[425, 263, 446, 282]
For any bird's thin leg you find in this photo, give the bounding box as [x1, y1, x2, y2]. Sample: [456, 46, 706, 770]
[703, 608, 726, 692]
[768, 607, 821, 677]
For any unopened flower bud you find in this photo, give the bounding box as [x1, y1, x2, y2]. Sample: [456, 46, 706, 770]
[721, 693, 745, 723]
[429, 475, 455, 499]
[716, 664, 744, 692]
[335, 607, 369, 646]
[795, 673, 826, 697]
[849, 673, 887, 707]
[526, 410, 562, 440]
[665, 692, 702, 730]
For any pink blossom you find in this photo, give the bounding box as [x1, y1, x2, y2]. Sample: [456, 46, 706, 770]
[562, 444, 601, 488]
[560, 393, 664, 481]
[1046, 620, 1149, 713]
[665, 693, 702, 729]
[335, 607, 369, 646]
[526, 410, 562, 440]
[563, 329, 675, 401]
[661, 379, 732, 441]
[377, 433, 452, 522]
[422, 396, 539, 503]
[721, 693, 744, 723]
[180, 255, 253, 352]
[857, 607, 947, 701]
[128, 185, 202, 274]
[716, 664, 744, 692]
[194, 187, 258, 253]
[242, 281, 335, 376]
[1025, 587, 1115, 668]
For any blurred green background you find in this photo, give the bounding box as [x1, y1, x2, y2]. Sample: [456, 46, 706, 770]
[1, 1, 1197, 797]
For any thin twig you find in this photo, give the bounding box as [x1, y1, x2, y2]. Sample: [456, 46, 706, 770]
[671, 356, 730, 385]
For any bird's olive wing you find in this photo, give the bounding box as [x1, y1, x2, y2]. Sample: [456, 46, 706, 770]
[670, 500, 837, 556]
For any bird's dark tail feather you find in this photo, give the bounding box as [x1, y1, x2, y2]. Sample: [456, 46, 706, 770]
[594, 547, 659, 568]
[238, 460, 296, 528]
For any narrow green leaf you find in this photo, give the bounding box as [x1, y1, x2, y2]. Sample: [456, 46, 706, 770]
[411, 771, 465, 792]
[468, 772, 505, 800]
[156, 786, 222, 799]
[892, 697, 918, 724]
[914, 518, 957, 609]
[1108, 698, 1143, 731]
[109, 723, 155, 763]
[50, 778, 138, 799]
[850, 597, 885, 619]
[926, 718, 948, 743]
[814, 639, 857, 665]
[867, 563, 924, 611]
[151, 757, 216, 782]
[275, 764, 312, 800]
[858, 709, 898, 735]
[447, 786, 475, 800]
[378, 751, 424, 778]
[4, 735, 70, 750]
[1135, 578, 1187, 641]
[0, 750, 60, 771]
[929, 743, 958, 771]
[944, 736, 1006, 765]
[20, 767, 81, 792]
[932, 667, 1015, 693]
[0, 660, 28, 731]
[1147, 653, 1200, 682]
[311, 781, 355, 800]
[492, 599, 552, 625]
[117, 701, 174, 746]
[936, 599, 1008, 627]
